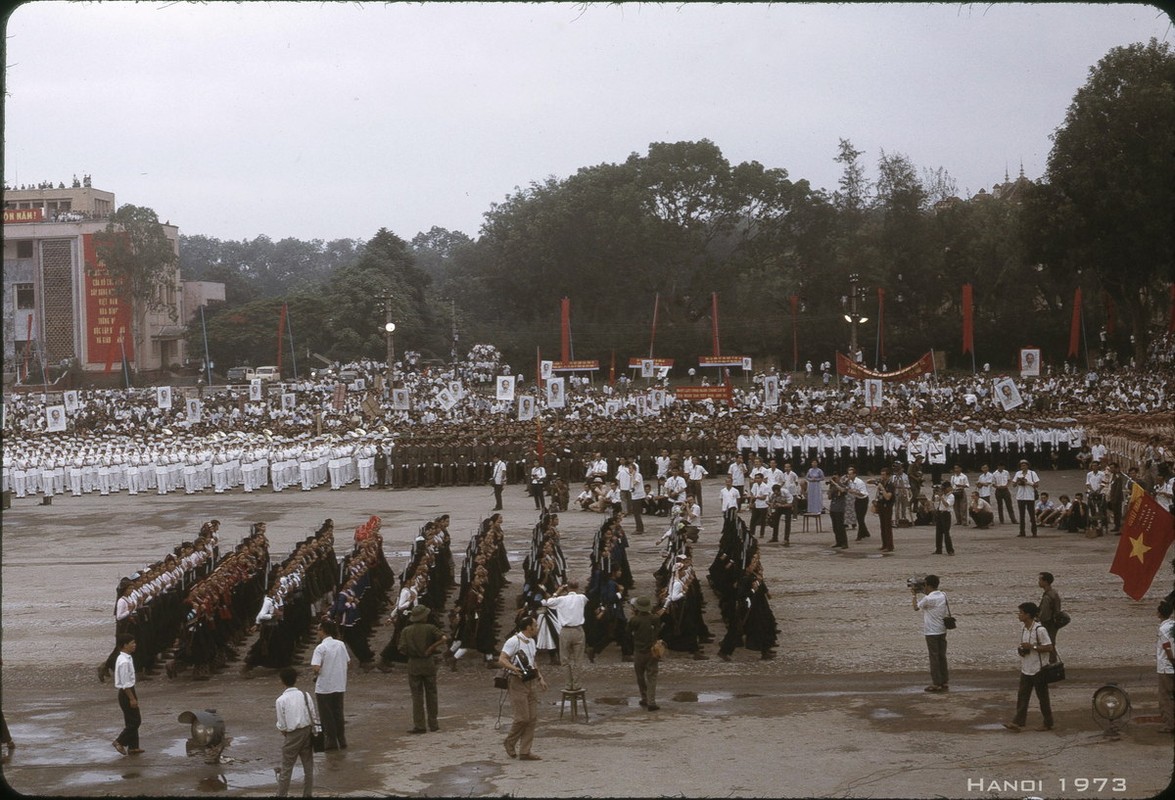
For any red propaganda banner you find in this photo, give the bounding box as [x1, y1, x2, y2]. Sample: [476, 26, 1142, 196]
[4, 208, 44, 223]
[627, 357, 675, 368]
[698, 356, 746, 368]
[674, 385, 733, 403]
[1110, 484, 1175, 601]
[551, 359, 599, 371]
[836, 351, 934, 382]
[82, 233, 134, 364]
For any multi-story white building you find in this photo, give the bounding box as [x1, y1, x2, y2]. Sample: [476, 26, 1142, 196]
[3, 181, 186, 381]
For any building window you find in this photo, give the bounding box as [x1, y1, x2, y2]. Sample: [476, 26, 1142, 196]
[16, 240, 33, 258]
[16, 284, 35, 310]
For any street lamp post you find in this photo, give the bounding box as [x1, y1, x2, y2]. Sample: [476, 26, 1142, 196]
[842, 273, 869, 362]
[381, 293, 396, 387]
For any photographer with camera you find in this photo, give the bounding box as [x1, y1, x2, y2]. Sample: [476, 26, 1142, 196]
[1002, 601, 1054, 732]
[1013, 460, 1041, 537]
[931, 483, 956, 555]
[910, 574, 950, 692]
[498, 616, 548, 761]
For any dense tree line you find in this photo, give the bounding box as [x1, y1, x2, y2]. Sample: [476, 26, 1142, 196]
[181, 40, 1173, 376]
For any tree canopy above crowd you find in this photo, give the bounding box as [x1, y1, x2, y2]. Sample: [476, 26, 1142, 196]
[183, 40, 1174, 376]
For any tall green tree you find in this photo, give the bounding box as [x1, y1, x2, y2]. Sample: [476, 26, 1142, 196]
[1043, 38, 1175, 364]
[92, 204, 179, 370]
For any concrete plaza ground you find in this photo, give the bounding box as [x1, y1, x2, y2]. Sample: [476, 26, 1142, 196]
[1, 471, 1172, 797]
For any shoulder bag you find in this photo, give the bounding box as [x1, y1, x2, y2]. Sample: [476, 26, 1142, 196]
[1054, 610, 1071, 629]
[942, 596, 957, 630]
[302, 692, 326, 752]
[1036, 627, 1065, 683]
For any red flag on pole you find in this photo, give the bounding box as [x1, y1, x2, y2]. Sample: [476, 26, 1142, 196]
[961, 284, 974, 355]
[609, 350, 616, 387]
[560, 297, 571, 363]
[876, 287, 886, 361]
[1067, 287, 1083, 359]
[1109, 483, 1175, 600]
[276, 302, 287, 376]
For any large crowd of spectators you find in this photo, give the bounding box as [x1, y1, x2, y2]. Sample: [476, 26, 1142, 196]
[5, 351, 1171, 509]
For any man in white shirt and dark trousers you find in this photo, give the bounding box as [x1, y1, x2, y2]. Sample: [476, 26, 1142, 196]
[1156, 599, 1175, 733]
[274, 667, 317, 797]
[720, 476, 741, 524]
[687, 460, 709, 513]
[311, 620, 350, 751]
[491, 455, 507, 511]
[1003, 601, 1054, 731]
[1014, 460, 1041, 537]
[912, 575, 949, 692]
[993, 464, 1016, 525]
[111, 634, 144, 755]
[541, 582, 588, 691]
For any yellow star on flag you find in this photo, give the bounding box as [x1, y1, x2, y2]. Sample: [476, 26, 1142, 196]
[1128, 532, 1152, 564]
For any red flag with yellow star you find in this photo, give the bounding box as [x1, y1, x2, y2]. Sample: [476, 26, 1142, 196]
[1110, 484, 1175, 600]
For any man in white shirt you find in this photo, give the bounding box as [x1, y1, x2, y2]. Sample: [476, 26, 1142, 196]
[1156, 599, 1175, 734]
[274, 667, 317, 797]
[616, 458, 635, 514]
[491, 454, 507, 511]
[1089, 436, 1108, 466]
[499, 617, 548, 760]
[912, 575, 949, 692]
[1013, 460, 1042, 537]
[588, 453, 609, 481]
[687, 460, 709, 513]
[845, 466, 871, 540]
[311, 620, 350, 751]
[541, 583, 588, 691]
[992, 464, 1016, 525]
[654, 449, 672, 492]
[1085, 460, 1108, 533]
[748, 473, 772, 539]
[728, 455, 747, 498]
[976, 464, 994, 506]
[737, 426, 754, 466]
[1003, 602, 1054, 731]
[663, 468, 687, 507]
[112, 634, 143, 755]
[949, 465, 970, 526]
[720, 475, 741, 523]
[629, 469, 647, 534]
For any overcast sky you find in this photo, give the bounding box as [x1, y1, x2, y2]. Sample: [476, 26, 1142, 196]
[4, 2, 1170, 244]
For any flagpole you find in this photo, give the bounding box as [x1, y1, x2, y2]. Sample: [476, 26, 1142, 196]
[649, 293, 659, 359]
[286, 305, 299, 380]
[200, 304, 213, 387]
[120, 333, 131, 389]
[1080, 301, 1090, 371]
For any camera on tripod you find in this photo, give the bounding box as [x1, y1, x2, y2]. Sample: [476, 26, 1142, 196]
[907, 576, 927, 593]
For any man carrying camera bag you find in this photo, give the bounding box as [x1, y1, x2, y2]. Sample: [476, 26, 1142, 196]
[911, 574, 950, 692]
[498, 616, 548, 761]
